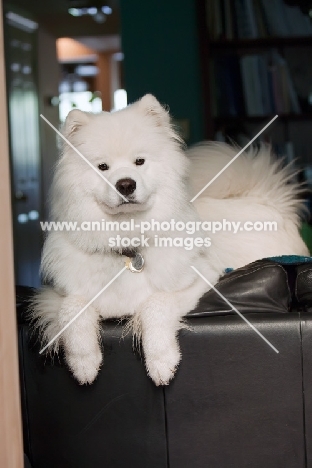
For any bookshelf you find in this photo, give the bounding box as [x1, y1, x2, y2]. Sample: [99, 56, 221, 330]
[214, 114, 312, 124]
[210, 36, 312, 50]
[198, 0, 312, 151]
[197, 0, 312, 225]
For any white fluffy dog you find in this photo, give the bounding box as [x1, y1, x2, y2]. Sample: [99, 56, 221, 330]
[32, 94, 308, 386]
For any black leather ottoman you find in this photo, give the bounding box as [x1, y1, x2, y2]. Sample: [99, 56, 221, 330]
[17, 259, 312, 468]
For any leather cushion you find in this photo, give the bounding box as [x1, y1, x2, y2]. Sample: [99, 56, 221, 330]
[189, 260, 291, 316]
[295, 264, 312, 311]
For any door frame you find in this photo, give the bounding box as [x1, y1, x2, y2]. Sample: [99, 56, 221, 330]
[0, 0, 24, 465]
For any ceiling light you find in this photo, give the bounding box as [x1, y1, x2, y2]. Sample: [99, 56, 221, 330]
[102, 6, 112, 15]
[75, 65, 99, 77]
[68, 6, 112, 18]
[112, 52, 124, 61]
[6, 12, 38, 32]
[87, 7, 97, 15]
[68, 8, 81, 16]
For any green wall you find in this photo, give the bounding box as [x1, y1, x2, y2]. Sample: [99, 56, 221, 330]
[120, 0, 204, 144]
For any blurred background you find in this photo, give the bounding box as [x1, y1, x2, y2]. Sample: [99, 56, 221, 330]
[3, 0, 312, 287]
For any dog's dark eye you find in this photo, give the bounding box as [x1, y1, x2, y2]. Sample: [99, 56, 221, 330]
[98, 163, 109, 171]
[135, 158, 145, 166]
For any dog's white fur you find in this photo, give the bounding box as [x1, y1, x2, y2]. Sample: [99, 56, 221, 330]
[190, 142, 309, 270]
[31, 94, 308, 386]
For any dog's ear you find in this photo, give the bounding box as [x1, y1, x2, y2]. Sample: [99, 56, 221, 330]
[138, 94, 170, 127]
[63, 109, 91, 138]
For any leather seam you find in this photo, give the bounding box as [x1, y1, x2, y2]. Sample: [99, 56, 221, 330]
[220, 264, 275, 283]
[299, 313, 308, 467]
[295, 269, 312, 300]
[19, 327, 33, 463]
[212, 264, 291, 309]
[163, 387, 170, 468]
[219, 264, 289, 289]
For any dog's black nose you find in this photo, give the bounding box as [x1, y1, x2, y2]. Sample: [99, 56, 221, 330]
[115, 178, 136, 196]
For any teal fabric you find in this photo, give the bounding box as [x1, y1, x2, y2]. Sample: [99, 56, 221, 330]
[224, 255, 312, 274]
[267, 255, 312, 264]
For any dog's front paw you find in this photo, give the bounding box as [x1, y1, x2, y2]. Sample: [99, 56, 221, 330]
[145, 345, 181, 386]
[66, 349, 102, 385]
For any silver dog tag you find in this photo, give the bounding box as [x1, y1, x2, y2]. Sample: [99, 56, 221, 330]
[125, 253, 144, 273]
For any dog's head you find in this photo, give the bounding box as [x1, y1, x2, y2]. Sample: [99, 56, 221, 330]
[53, 94, 189, 219]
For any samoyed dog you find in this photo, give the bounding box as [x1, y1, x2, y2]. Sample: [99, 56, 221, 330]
[32, 94, 308, 386]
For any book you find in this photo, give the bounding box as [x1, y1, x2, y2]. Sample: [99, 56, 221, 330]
[214, 50, 301, 117]
[245, 0, 258, 38]
[209, 59, 218, 117]
[214, 0, 223, 39]
[270, 51, 301, 114]
[207, 0, 223, 39]
[270, 58, 285, 113]
[251, 55, 265, 114]
[260, 0, 289, 36]
[284, 141, 295, 165]
[234, 0, 257, 38]
[257, 55, 272, 115]
[214, 55, 245, 116]
[208, 0, 312, 40]
[284, 63, 301, 114]
[254, 0, 268, 38]
[240, 55, 261, 115]
[284, 5, 312, 37]
[224, 0, 234, 40]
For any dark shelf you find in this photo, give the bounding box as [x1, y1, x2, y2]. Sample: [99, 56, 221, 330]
[197, 0, 312, 139]
[214, 114, 312, 124]
[210, 36, 312, 50]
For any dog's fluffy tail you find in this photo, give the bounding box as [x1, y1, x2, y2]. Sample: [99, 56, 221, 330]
[29, 287, 64, 354]
[188, 142, 307, 223]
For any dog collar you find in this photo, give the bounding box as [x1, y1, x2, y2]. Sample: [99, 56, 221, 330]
[111, 248, 145, 273]
[125, 252, 145, 273]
